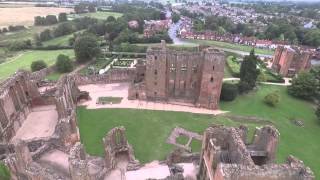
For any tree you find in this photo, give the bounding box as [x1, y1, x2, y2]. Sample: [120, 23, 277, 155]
[34, 16, 46, 26]
[88, 4, 96, 13]
[74, 34, 100, 63]
[39, 29, 52, 41]
[172, 12, 181, 23]
[288, 72, 317, 100]
[31, 60, 47, 72]
[220, 83, 238, 101]
[45, 15, 58, 25]
[55, 54, 73, 73]
[53, 22, 75, 37]
[303, 29, 320, 47]
[106, 16, 116, 22]
[74, 4, 87, 14]
[238, 49, 260, 93]
[264, 91, 280, 106]
[58, 13, 68, 22]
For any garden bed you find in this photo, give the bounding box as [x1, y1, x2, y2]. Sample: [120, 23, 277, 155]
[96, 97, 123, 104]
[113, 59, 134, 67]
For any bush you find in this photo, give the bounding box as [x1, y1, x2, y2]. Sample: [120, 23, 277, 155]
[264, 91, 280, 106]
[288, 72, 317, 100]
[31, 60, 47, 72]
[220, 83, 238, 101]
[0, 163, 10, 180]
[8, 40, 31, 51]
[226, 56, 240, 77]
[55, 54, 73, 73]
[316, 106, 320, 121]
[58, 13, 68, 22]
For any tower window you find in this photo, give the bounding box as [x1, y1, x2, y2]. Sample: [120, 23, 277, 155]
[210, 77, 214, 82]
[154, 82, 157, 85]
[213, 66, 215, 71]
[154, 56, 157, 60]
[154, 91, 157, 96]
[154, 70, 158, 75]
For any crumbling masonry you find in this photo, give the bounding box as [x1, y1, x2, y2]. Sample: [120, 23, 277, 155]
[129, 41, 225, 109]
[198, 125, 314, 180]
[272, 46, 311, 77]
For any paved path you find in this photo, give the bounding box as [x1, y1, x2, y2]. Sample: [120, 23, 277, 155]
[78, 83, 226, 115]
[223, 78, 292, 86]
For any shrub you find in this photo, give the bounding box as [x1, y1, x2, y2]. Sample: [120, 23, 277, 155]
[0, 163, 10, 180]
[220, 83, 238, 101]
[264, 91, 280, 106]
[8, 40, 31, 51]
[58, 13, 68, 22]
[316, 106, 320, 121]
[288, 72, 317, 100]
[55, 54, 73, 73]
[31, 60, 47, 72]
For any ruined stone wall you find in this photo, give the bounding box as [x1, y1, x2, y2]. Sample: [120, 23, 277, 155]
[144, 41, 225, 109]
[198, 125, 315, 180]
[69, 142, 90, 180]
[0, 71, 39, 143]
[272, 46, 312, 77]
[197, 48, 225, 109]
[75, 68, 136, 85]
[29, 67, 54, 82]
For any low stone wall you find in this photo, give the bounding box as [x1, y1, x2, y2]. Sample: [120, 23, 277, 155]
[75, 68, 135, 85]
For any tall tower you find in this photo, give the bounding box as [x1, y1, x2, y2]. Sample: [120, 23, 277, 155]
[197, 48, 225, 109]
[145, 41, 168, 100]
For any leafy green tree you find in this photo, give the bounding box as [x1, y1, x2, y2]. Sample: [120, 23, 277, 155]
[55, 54, 73, 73]
[53, 22, 75, 37]
[45, 15, 58, 25]
[106, 16, 116, 22]
[238, 49, 260, 93]
[39, 29, 52, 41]
[58, 13, 68, 22]
[288, 72, 317, 100]
[74, 34, 100, 63]
[31, 60, 47, 72]
[220, 83, 238, 101]
[264, 91, 280, 106]
[303, 29, 320, 47]
[172, 12, 181, 23]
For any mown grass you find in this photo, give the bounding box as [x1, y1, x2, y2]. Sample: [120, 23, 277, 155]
[77, 108, 260, 164]
[220, 85, 320, 178]
[187, 39, 274, 55]
[42, 34, 73, 47]
[68, 11, 123, 20]
[0, 50, 74, 80]
[77, 84, 320, 177]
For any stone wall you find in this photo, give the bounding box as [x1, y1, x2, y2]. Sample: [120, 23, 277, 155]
[74, 68, 136, 85]
[198, 125, 315, 180]
[0, 70, 39, 143]
[135, 41, 225, 109]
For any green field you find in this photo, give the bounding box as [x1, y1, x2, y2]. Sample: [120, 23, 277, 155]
[77, 107, 261, 163]
[68, 11, 123, 20]
[0, 50, 74, 80]
[77, 84, 319, 177]
[187, 39, 274, 55]
[42, 34, 73, 47]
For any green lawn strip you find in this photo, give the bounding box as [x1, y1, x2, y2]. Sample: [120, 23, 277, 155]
[220, 84, 320, 177]
[68, 11, 123, 20]
[186, 39, 274, 55]
[223, 66, 233, 78]
[226, 55, 240, 77]
[42, 34, 73, 47]
[77, 107, 260, 164]
[0, 50, 74, 80]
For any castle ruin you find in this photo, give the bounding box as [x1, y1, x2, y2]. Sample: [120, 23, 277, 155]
[129, 41, 225, 109]
[272, 46, 311, 77]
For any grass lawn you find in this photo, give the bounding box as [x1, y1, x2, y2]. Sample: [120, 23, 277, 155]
[0, 50, 74, 80]
[45, 72, 64, 81]
[176, 135, 189, 145]
[68, 11, 123, 20]
[224, 66, 233, 78]
[186, 39, 274, 55]
[220, 85, 320, 177]
[77, 107, 261, 164]
[226, 55, 240, 77]
[42, 34, 73, 47]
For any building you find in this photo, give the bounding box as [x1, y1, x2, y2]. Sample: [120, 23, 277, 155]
[272, 46, 312, 77]
[129, 41, 225, 110]
[198, 125, 315, 180]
